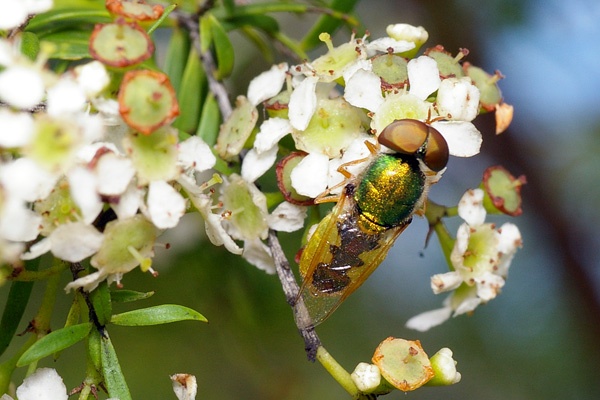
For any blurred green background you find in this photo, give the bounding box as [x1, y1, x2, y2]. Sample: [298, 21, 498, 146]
[5, 0, 600, 398]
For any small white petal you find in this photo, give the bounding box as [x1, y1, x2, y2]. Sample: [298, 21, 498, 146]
[497, 222, 522, 254]
[67, 166, 102, 224]
[0, 3, 28, 30]
[242, 238, 275, 274]
[432, 121, 482, 157]
[111, 182, 142, 220]
[407, 56, 441, 100]
[475, 272, 505, 301]
[50, 222, 104, 262]
[95, 152, 135, 196]
[457, 188, 486, 226]
[178, 136, 216, 172]
[290, 152, 329, 198]
[0, 158, 56, 202]
[64, 270, 107, 292]
[21, 237, 51, 260]
[16, 368, 68, 400]
[0, 109, 34, 147]
[366, 37, 415, 55]
[253, 117, 292, 154]
[344, 69, 384, 112]
[74, 61, 110, 98]
[437, 77, 480, 121]
[431, 271, 463, 294]
[406, 306, 453, 332]
[46, 78, 87, 116]
[241, 146, 278, 183]
[267, 202, 307, 232]
[288, 76, 318, 131]
[247, 63, 288, 106]
[147, 181, 186, 229]
[0, 198, 41, 241]
[0, 66, 44, 109]
[453, 297, 482, 316]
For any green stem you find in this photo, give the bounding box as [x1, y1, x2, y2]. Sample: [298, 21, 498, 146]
[434, 221, 455, 270]
[10, 261, 67, 282]
[25, 260, 63, 375]
[316, 346, 359, 398]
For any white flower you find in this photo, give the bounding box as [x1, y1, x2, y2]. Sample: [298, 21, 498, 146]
[290, 152, 329, 198]
[406, 188, 522, 331]
[386, 24, 429, 45]
[344, 68, 384, 112]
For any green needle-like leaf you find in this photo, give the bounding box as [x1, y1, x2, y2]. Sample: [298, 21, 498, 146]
[17, 322, 92, 367]
[101, 332, 132, 400]
[110, 304, 207, 326]
[110, 289, 155, 303]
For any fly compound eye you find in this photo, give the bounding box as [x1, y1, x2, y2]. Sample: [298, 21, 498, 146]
[378, 119, 428, 155]
[423, 125, 449, 172]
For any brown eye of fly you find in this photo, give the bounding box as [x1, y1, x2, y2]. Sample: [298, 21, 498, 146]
[423, 125, 449, 172]
[377, 119, 428, 155]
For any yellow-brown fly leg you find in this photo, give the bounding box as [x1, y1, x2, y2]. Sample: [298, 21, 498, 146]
[314, 139, 380, 204]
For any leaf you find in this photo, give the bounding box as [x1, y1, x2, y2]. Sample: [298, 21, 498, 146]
[87, 327, 102, 372]
[0, 282, 34, 357]
[17, 323, 92, 367]
[209, 16, 235, 79]
[163, 26, 191, 94]
[89, 280, 112, 326]
[26, 8, 111, 34]
[173, 47, 207, 134]
[41, 30, 91, 60]
[199, 14, 213, 54]
[196, 93, 221, 146]
[0, 260, 40, 357]
[225, 14, 280, 35]
[110, 304, 207, 326]
[101, 332, 132, 400]
[110, 289, 155, 303]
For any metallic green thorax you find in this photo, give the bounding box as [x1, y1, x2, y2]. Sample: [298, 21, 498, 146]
[354, 154, 425, 233]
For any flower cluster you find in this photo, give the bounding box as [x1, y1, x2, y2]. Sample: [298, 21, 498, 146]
[216, 24, 512, 271]
[0, 36, 218, 291]
[406, 188, 523, 331]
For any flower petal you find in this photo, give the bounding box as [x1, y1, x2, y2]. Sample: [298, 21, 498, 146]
[242, 238, 275, 274]
[50, 222, 104, 262]
[344, 68, 384, 112]
[247, 63, 288, 106]
[288, 76, 318, 131]
[432, 121, 482, 157]
[407, 56, 440, 100]
[253, 117, 292, 154]
[290, 152, 329, 197]
[457, 188, 486, 226]
[178, 136, 216, 172]
[241, 145, 279, 183]
[405, 306, 453, 332]
[267, 202, 307, 232]
[147, 181, 186, 229]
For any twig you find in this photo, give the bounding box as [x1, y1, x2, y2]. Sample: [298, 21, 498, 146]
[174, 10, 233, 119]
[267, 230, 321, 361]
